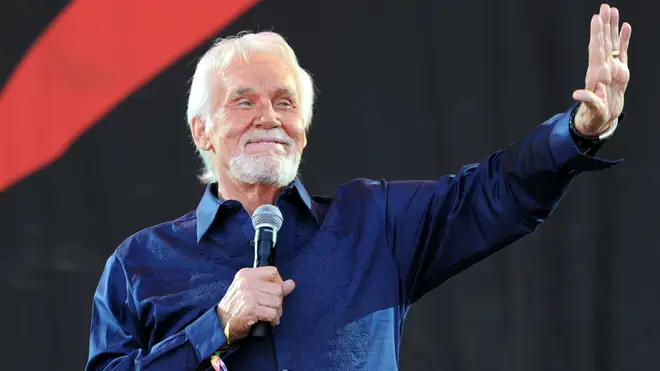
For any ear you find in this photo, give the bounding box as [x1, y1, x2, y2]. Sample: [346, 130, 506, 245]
[190, 116, 213, 151]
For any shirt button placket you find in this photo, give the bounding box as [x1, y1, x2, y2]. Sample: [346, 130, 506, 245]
[271, 312, 293, 370]
[273, 199, 295, 370]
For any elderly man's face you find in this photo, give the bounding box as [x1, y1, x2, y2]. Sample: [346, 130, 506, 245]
[205, 53, 307, 186]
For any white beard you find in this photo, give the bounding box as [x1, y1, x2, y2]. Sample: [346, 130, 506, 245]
[228, 150, 301, 187]
[228, 128, 301, 187]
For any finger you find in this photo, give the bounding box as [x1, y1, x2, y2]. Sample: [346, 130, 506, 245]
[619, 22, 632, 64]
[610, 7, 620, 52]
[234, 303, 259, 332]
[255, 306, 279, 326]
[245, 317, 258, 328]
[572, 89, 597, 104]
[255, 290, 283, 309]
[282, 279, 296, 296]
[249, 266, 284, 284]
[265, 267, 284, 284]
[257, 281, 284, 298]
[587, 14, 604, 90]
[600, 4, 612, 58]
[572, 89, 607, 113]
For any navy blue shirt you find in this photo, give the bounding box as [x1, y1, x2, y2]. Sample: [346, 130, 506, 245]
[86, 105, 621, 371]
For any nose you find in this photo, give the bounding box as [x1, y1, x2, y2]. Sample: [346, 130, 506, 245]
[254, 104, 281, 129]
[255, 115, 280, 129]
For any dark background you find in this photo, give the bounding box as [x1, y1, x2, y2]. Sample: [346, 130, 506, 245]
[1, 0, 657, 370]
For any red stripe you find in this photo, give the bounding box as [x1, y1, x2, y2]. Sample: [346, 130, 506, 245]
[0, 0, 260, 191]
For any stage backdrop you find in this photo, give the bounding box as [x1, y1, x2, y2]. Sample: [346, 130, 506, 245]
[1, 0, 658, 370]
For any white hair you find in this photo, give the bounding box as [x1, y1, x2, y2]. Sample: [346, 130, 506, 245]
[186, 31, 315, 184]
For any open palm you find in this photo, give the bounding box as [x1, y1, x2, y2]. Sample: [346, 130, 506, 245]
[573, 4, 632, 136]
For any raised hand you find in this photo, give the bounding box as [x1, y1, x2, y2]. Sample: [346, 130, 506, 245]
[572, 4, 632, 136]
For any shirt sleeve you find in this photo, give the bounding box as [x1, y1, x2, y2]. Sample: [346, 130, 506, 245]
[380, 103, 623, 303]
[85, 254, 235, 371]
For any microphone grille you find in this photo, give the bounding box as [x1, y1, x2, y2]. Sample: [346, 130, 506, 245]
[251, 204, 284, 231]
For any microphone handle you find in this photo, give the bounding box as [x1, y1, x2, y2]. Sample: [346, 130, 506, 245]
[249, 227, 276, 340]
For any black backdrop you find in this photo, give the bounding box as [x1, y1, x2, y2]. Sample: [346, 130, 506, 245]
[1, 0, 658, 370]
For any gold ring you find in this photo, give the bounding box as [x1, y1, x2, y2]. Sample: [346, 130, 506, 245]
[612, 50, 620, 58]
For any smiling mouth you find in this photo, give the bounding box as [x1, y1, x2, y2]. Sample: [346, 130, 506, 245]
[246, 140, 287, 145]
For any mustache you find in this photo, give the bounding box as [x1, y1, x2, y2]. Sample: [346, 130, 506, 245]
[240, 129, 294, 147]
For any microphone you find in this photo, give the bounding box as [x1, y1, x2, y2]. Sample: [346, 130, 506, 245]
[248, 204, 284, 340]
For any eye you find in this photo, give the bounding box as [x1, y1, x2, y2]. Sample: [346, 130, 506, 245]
[276, 99, 294, 108]
[237, 99, 253, 107]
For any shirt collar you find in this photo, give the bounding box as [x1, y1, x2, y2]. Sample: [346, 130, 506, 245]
[195, 177, 315, 242]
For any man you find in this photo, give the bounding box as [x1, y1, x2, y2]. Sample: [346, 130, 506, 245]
[86, 4, 631, 371]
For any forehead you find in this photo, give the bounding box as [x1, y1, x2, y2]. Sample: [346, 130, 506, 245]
[220, 53, 297, 94]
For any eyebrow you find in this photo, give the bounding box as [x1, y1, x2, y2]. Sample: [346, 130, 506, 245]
[228, 87, 297, 100]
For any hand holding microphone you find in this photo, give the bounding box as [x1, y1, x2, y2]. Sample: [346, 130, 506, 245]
[216, 205, 293, 343]
[216, 266, 295, 343]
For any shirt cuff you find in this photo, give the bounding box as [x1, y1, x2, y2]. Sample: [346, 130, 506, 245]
[549, 103, 624, 171]
[185, 306, 227, 361]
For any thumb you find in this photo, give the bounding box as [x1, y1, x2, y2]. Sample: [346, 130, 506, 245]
[282, 279, 296, 296]
[572, 89, 606, 112]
